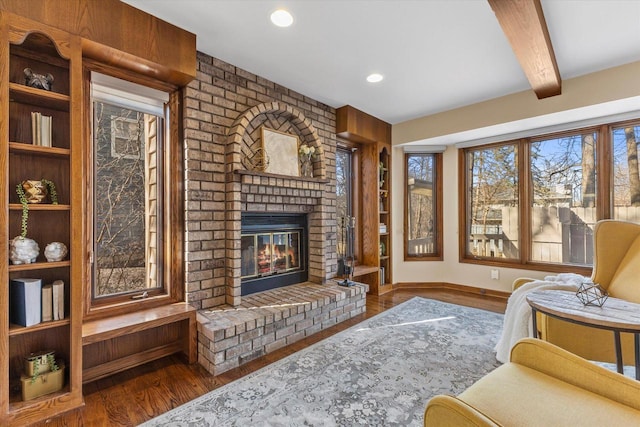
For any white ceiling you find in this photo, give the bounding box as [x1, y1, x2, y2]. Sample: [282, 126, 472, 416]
[122, 0, 640, 125]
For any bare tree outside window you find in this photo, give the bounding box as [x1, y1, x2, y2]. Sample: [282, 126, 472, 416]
[466, 144, 519, 259]
[93, 101, 162, 297]
[406, 154, 437, 257]
[336, 148, 352, 260]
[613, 124, 640, 221]
[530, 134, 597, 265]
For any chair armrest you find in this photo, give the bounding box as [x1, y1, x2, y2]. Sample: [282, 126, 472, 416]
[512, 277, 536, 291]
[510, 338, 640, 411]
[424, 395, 500, 427]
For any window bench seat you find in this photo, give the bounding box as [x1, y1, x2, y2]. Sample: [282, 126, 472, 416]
[82, 302, 196, 383]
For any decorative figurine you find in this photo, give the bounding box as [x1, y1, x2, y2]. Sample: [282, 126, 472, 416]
[9, 236, 39, 265]
[44, 242, 67, 262]
[24, 68, 54, 91]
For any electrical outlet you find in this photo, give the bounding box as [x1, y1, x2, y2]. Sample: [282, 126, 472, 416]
[490, 269, 499, 280]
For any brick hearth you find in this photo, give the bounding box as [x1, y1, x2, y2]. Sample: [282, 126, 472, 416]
[197, 282, 368, 375]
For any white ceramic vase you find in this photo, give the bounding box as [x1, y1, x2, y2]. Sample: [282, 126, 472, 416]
[44, 242, 68, 262]
[9, 236, 39, 265]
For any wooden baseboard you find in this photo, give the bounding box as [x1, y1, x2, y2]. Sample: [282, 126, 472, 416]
[393, 282, 510, 301]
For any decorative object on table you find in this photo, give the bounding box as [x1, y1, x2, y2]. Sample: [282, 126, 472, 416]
[44, 242, 67, 262]
[9, 278, 42, 327]
[298, 143, 316, 177]
[261, 126, 300, 177]
[24, 67, 54, 91]
[576, 281, 609, 307]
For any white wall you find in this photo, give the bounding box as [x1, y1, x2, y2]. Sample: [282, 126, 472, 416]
[391, 145, 550, 292]
[390, 61, 640, 292]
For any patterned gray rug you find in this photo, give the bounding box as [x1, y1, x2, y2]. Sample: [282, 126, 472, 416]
[142, 297, 503, 427]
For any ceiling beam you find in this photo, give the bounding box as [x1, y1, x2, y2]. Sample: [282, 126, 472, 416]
[488, 0, 561, 99]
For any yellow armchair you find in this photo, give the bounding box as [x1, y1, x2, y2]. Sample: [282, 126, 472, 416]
[424, 338, 640, 426]
[516, 219, 640, 364]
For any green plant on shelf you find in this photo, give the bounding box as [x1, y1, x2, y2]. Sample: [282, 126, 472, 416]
[15, 179, 58, 238]
[30, 354, 59, 384]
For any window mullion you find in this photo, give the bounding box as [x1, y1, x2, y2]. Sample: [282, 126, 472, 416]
[520, 139, 532, 265]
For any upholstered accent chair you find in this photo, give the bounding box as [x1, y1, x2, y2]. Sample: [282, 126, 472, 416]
[516, 219, 640, 364]
[424, 338, 640, 426]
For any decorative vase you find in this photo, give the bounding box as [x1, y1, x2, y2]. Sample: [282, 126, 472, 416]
[9, 236, 39, 265]
[44, 242, 68, 262]
[301, 156, 313, 177]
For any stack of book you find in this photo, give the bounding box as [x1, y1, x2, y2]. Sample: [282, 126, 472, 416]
[10, 278, 65, 327]
[30, 111, 52, 147]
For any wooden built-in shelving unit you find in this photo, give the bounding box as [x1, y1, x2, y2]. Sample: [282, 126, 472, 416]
[336, 105, 393, 295]
[0, 12, 83, 425]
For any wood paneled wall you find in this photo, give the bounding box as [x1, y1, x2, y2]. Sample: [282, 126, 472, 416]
[0, 0, 196, 85]
[336, 105, 391, 144]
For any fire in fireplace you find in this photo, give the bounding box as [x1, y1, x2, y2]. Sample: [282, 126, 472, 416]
[241, 213, 308, 295]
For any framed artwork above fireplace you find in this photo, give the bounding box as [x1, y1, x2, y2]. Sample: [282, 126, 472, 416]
[261, 126, 300, 177]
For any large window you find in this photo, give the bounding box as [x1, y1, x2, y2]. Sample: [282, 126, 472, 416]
[405, 153, 443, 260]
[612, 124, 640, 221]
[90, 72, 172, 305]
[461, 120, 640, 271]
[336, 146, 355, 268]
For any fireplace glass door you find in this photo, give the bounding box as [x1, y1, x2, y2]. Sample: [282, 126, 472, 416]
[242, 231, 301, 279]
[240, 213, 308, 295]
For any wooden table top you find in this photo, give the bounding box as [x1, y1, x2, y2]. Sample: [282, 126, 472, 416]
[526, 290, 640, 333]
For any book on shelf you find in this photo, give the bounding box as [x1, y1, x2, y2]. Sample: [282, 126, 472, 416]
[42, 283, 53, 322]
[10, 278, 42, 327]
[30, 111, 52, 147]
[52, 280, 64, 321]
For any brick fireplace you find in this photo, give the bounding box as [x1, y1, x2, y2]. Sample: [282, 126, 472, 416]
[184, 53, 367, 375]
[224, 100, 334, 306]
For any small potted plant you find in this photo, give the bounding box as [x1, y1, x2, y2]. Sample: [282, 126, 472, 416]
[10, 179, 58, 264]
[21, 350, 64, 401]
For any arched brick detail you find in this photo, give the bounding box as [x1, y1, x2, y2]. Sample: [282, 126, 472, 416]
[226, 101, 326, 179]
[223, 102, 331, 306]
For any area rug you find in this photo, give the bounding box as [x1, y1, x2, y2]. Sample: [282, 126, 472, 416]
[142, 297, 504, 427]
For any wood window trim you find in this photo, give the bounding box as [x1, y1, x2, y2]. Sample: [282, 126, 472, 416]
[337, 139, 362, 264]
[456, 122, 638, 276]
[82, 62, 184, 321]
[404, 152, 443, 261]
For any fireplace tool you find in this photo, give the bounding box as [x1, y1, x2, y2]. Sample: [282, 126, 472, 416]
[337, 216, 356, 287]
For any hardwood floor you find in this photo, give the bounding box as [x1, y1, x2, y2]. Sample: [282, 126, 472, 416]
[39, 288, 506, 427]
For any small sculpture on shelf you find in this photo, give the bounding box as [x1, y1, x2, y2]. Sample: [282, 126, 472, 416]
[9, 236, 39, 265]
[24, 68, 54, 91]
[44, 242, 68, 262]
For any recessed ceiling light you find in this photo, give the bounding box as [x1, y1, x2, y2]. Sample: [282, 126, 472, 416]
[366, 73, 384, 83]
[271, 9, 294, 27]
